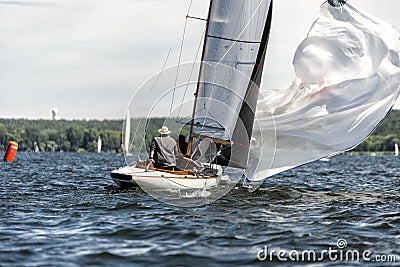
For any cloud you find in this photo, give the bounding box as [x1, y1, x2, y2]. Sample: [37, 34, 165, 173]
[1, 0, 400, 118]
[0, 1, 64, 8]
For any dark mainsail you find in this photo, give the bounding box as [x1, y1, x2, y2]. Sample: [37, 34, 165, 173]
[229, 0, 273, 168]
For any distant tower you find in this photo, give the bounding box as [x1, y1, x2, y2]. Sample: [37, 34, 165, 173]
[52, 107, 61, 120]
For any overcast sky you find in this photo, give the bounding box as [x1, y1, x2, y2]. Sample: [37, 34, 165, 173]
[1, 0, 400, 119]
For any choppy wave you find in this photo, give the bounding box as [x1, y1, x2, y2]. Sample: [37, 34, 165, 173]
[0, 153, 399, 266]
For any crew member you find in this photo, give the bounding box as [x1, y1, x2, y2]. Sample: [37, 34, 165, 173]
[149, 126, 178, 170]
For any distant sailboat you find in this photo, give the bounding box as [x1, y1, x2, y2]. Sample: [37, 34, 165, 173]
[122, 108, 130, 157]
[97, 136, 102, 154]
[34, 142, 39, 153]
[395, 143, 399, 156]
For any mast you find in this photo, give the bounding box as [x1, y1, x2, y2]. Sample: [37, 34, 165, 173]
[186, 0, 213, 157]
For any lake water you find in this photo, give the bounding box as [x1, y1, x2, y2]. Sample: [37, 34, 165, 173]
[0, 152, 399, 266]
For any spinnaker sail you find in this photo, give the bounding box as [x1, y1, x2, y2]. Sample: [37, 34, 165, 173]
[246, 2, 400, 181]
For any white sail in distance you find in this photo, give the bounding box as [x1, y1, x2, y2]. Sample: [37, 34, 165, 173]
[97, 136, 102, 154]
[122, 108, 131, 156]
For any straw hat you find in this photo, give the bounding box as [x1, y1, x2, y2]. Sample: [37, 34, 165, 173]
[158, 126, 171, 135]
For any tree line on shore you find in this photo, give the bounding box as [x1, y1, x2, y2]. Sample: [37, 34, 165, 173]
[0, 117, 178, 153]
[0, 119, 123, 153]
[1, 110, 400, 153]
[352, 109, 400, 153]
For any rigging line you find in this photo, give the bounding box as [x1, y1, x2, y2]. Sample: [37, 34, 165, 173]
[203, 107, 232, 134]
[210, 0, 262, 85]
[170, 0, 194, 119]
[187, 15, 207, 21]
[236, 0, 250, 45]
[206, 34, 261, 44]
[177, 27, 207, 118]
[199, 0, 246, 131]
[133, 50, 172, 160]
[217, 0, 265, 66]
[151, 49, 172, 91]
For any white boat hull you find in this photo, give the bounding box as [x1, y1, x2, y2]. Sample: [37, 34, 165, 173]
[110, 166, 219, 190]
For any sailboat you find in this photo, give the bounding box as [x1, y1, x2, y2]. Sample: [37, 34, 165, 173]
[110, 0, 400, 192]
[34, 142, 40, 153]
[122, 108, 131, 158]
[395, 143, 399, 156]
[97, 136, 102, 154]
[111, 0, 274, 189]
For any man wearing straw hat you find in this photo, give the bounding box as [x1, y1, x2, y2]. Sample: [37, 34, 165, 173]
[149, 126, 179, 170]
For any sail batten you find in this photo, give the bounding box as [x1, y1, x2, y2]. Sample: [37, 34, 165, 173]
[207, 34, 262, 44]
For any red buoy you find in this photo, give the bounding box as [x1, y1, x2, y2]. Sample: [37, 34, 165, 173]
[3, 141, 18, 162]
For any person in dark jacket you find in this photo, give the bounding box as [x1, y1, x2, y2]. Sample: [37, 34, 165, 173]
[149, 126, 178, 170]
[178, 134, 188, 155]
